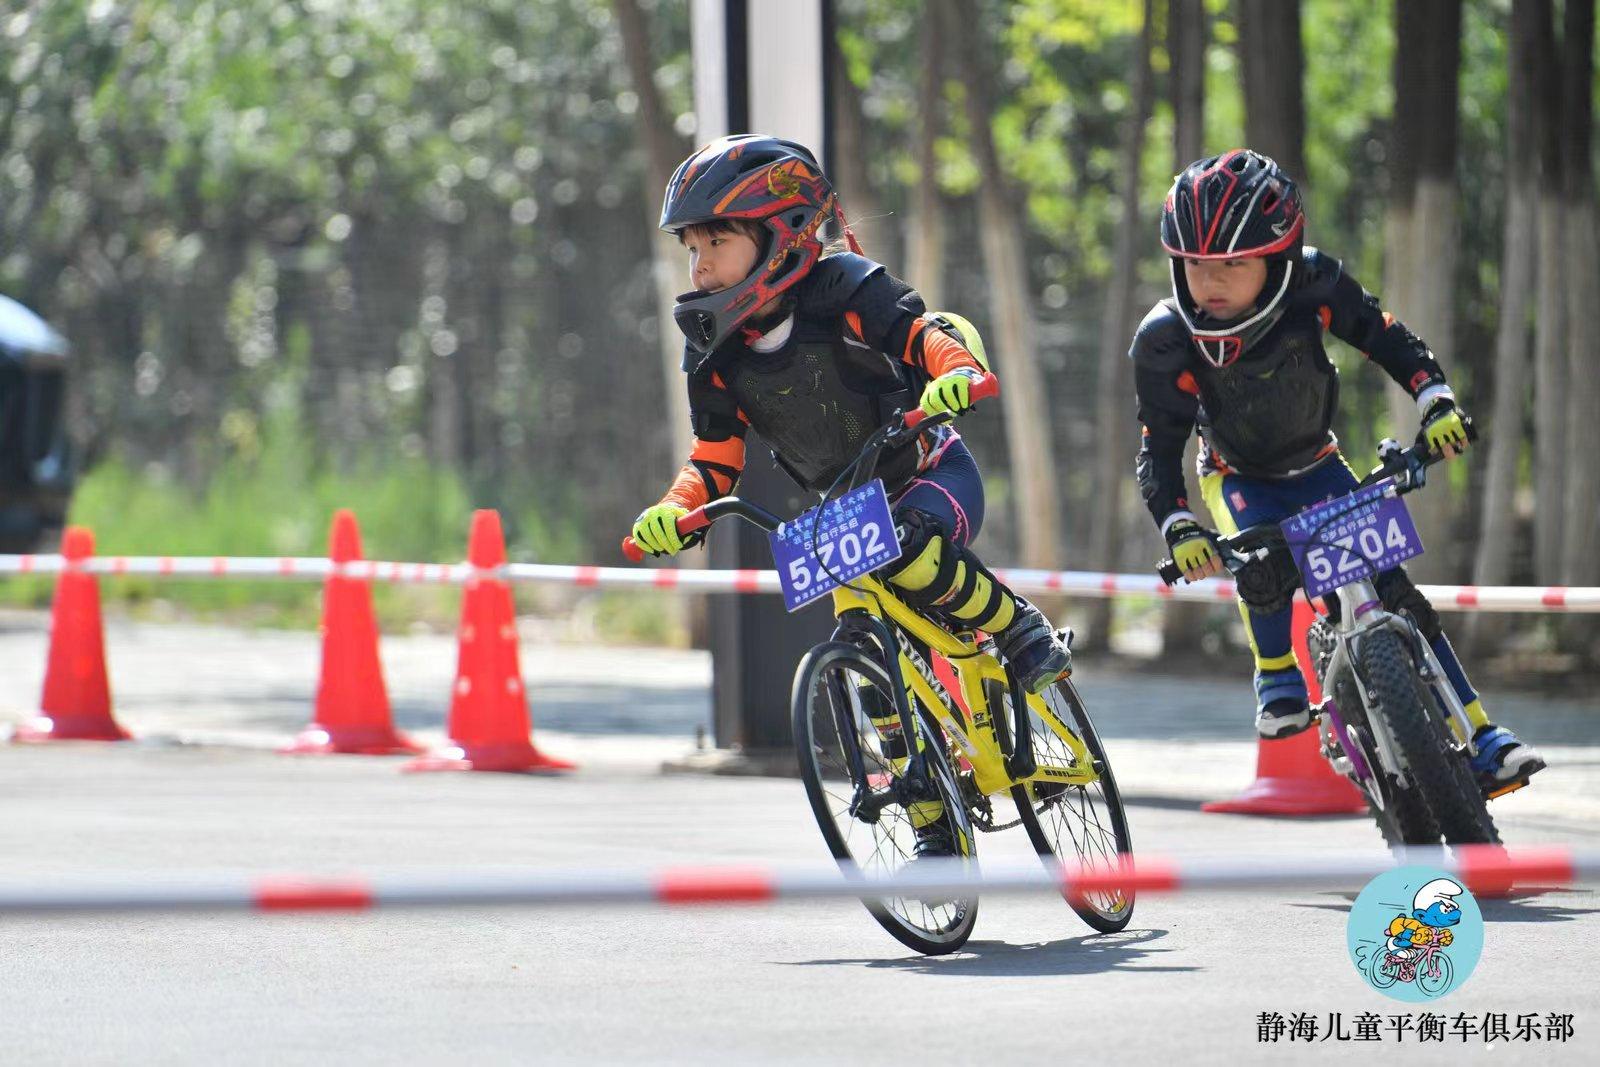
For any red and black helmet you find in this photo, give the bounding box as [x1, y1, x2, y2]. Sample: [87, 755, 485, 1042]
[660, 135, 838, 355]
[1161, 150, 1305, 366]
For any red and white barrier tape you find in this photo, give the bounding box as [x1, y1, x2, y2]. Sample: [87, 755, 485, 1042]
[0, 846, 1591, 915]
[2, 553, 1598, 612]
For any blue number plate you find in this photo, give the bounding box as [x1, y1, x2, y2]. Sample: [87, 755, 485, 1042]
[1280, 479, 1424, 601]
[769, 479, 902, 612]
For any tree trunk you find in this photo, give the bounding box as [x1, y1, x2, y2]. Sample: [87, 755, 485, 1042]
[1557, 0, 1599, 659]
[906, 2, 947, 308]
[1234, 0, 1305, 182]
[1470, 0, 1541, 651]
[613, 0, 694, 457]
[1169, 0, 1206, 168]
[1530, 0, 1566, 585]
[1560, 0, 1600, 594]
[827, 26, 885, 260]
[1084, 0, 1156, 651]
[1163, 0, 1210, 656]
[1383, 0, 1461, 582]
[947, 0, 1063, 572]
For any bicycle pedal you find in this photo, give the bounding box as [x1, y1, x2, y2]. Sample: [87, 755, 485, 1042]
[1485, 779, 1528, 801]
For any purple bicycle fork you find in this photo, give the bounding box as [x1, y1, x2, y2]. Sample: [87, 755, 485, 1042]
[1321, 699, 1374, 783]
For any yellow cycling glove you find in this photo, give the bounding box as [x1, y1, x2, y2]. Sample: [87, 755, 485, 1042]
[919, 368, 985, 418]
[1422, 398, 1469, 458]
[1166, 518, 1222, 581]
[632, 503, 689, 556]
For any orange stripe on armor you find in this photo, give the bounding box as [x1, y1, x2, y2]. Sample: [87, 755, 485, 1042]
[1176, 370, 1200, 396]
[845, 312, 864, 342]
[1317, 305, 1332, 330]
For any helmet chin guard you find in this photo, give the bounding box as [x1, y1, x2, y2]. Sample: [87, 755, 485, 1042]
[1169, 257, 1295, 367]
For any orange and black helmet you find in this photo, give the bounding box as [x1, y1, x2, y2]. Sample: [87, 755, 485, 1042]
[661, 135, 837, 354]
[1161, 150, 1305, 366]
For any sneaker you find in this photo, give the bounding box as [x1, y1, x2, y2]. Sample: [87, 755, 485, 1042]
[1469, 724, 1546, 794]
[994, 598, 1071, 694]
[1255, 697, 1314, 739]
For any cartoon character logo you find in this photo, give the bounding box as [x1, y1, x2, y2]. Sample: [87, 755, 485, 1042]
[1347, 867, 1483, 1002]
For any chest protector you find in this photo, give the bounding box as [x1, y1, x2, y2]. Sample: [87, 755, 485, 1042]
[713, 315, 921, 494]
[1195, 313, 1339, 477]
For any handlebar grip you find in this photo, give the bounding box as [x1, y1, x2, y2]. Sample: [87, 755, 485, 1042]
[1157, 558, 1184, 586]
[621, 506, 714, 562]
[902, 371, 1000, 431]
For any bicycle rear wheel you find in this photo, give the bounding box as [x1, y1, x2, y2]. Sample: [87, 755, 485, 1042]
[1005, 677, 1135, 933]
[792, 640, 978, 955]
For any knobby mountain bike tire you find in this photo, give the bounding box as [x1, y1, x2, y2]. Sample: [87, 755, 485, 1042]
[1357, 628, 1499, 847]
[1311, 619, 1441, 849]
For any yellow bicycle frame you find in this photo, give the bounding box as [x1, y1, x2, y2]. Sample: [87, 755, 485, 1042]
[830, 576, 1100, 800]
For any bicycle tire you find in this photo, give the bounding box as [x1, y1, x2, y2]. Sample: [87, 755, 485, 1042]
[1006, 677, 1135, 933]
[1357, 629, 1498, 848]
[1311, 620, 1441, 849]
[791, 639, 978, 955]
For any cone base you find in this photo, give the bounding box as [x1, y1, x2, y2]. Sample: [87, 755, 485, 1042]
[1201, 777, 1367, 816]
[280, 724, 424, 756]
[402, 741, 575, 774]
[12, 714, 131, 743]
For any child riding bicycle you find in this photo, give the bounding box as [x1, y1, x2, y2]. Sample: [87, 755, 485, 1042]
[1129, 149, 1543, 795]
[629, 135, 1071, 854]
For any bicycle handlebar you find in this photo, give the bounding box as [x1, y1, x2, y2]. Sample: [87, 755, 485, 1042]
[1155, 415, 1477, 586]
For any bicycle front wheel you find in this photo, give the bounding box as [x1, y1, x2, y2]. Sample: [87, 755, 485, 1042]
[791, 640, 978, 955]
[1007, 676, 1135, 933]
[1358, 629, 1498, 847]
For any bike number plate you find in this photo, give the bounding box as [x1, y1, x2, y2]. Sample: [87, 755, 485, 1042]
[1280, 479, 1424, 600]
[769, 479, 902, 612]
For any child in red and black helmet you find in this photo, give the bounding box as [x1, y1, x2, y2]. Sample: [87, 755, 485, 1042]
[1130, 149, 1543, 794]
[629, 135, 1071, 853]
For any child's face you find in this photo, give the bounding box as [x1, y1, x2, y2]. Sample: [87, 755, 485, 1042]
[682, 224, 762, 294]
[1182, 257, 1269, 320]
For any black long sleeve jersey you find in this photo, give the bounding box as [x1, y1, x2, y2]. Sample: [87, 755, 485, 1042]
[1131, 247, 1454, 534]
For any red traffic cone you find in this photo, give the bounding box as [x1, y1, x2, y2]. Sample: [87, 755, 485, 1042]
[13, 527, 131, 743]
[404, 510, 573, 774]
[283, 510, 421, 756]
[1201, 598, 1366, 816]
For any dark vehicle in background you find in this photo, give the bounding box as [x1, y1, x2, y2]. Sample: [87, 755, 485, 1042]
[0, 294, 73, 552]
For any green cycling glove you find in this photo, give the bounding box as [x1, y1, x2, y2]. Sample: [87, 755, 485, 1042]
[632, 503, 689, 556]
[919, 368, 985, 418]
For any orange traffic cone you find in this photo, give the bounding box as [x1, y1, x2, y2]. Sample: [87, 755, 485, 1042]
[283, 510, 421, 756]
[404, 510, 573, 774]
[1201, 598, 1366, 816]
[13, 526, 131, 743]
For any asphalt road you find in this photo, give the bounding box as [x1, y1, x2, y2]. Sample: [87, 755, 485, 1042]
[0, 612, 1596, 1064]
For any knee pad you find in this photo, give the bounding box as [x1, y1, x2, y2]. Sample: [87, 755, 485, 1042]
[884, 509, 1012, 632]
[1376, 569, 1441, 640]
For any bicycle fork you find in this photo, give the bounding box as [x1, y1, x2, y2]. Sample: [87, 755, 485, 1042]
[833, 611, 942, 827]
